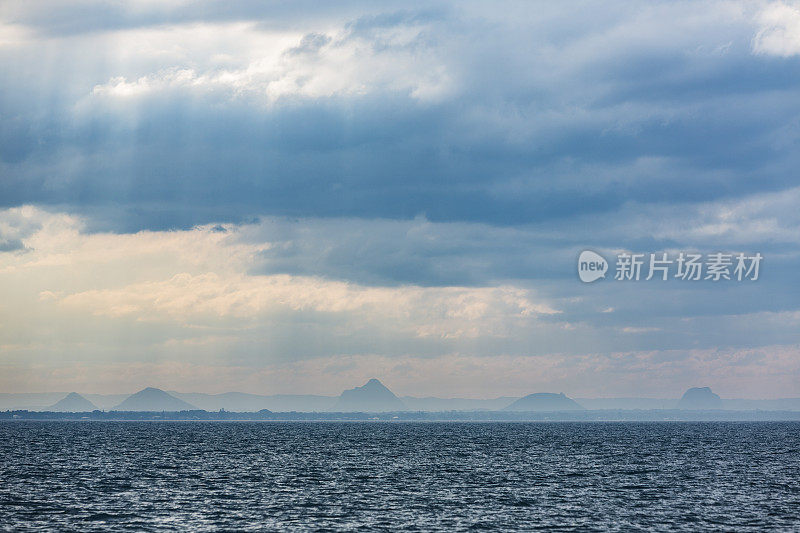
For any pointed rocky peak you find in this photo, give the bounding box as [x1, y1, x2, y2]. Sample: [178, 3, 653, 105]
[113, 387, 197, 411]
[333, 378, 406, 412]
[361, 378, 391, 391]
[49, 392, 98, 412]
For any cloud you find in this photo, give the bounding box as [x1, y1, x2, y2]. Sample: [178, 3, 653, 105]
[1, 206, 798, 390]
[0, 208, 574, 370]
[753, 1, 800, 56]
[0, 0, 403, 37]
[85, 19, 452, 105]
[3, 344, 800, 398]
[2, 2, 800, 396]
[2, 1, 800, 230]
[56, 272, 558, 339]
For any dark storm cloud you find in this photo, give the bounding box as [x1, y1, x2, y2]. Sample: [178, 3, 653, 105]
[2, 1, 799, 229]
[4, 78, 799, 227]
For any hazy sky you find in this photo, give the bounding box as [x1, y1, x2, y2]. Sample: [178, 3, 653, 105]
[1, 0, 800, 397]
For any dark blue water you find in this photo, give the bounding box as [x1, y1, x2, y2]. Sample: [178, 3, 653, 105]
[1, 422, 798, 531]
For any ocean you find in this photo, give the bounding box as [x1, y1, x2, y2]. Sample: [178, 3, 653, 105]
[1, 421, 798, 531]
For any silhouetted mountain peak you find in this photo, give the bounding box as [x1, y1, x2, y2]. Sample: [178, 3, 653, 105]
[362, 378, 389, 390]
[504, 392, 584, 411]
[333, 378, 406, 412]
[113, 387, 197, 411]
[677, 387, 722, 409]
[49, 392, 98, 412]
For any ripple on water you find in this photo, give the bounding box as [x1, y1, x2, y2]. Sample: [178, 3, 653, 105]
[0, 421, 798, 531]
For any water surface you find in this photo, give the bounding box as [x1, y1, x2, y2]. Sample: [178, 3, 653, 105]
[1, 422, 798, 530]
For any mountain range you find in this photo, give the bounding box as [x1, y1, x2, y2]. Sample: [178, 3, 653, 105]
[3, 383, 800, 413]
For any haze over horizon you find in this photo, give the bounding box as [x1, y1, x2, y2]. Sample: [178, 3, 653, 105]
[2, 1, 800, 399]
[7, 381, 800, 415]
[6, 380, 797, 402]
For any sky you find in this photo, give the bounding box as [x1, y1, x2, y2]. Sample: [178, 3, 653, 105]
[1, 0, 800, 398]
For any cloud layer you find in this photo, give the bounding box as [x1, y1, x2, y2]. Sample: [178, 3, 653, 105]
[3, 1, 800, 229]
[1, 205, 798, 396]
[1, 1, 800, 396]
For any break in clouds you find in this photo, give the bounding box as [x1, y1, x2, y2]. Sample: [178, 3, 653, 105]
[1, 0, 800, 397]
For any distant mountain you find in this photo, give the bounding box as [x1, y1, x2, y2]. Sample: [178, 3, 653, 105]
[48, 392, 97, 412]
[401, 396, 517, 411]
[575, 397, 676, 410]
[677, 387, 722, 409]
[83, 394, 129, 411]
[113, 387, 197, 411]
[333, 379, 406, 412]
[0, 392, 69, 411]
[169, 391, 335, 412]
[255, 394, 336, 412]
[4, 388, 798, 413]
[504, 393, 584, 411]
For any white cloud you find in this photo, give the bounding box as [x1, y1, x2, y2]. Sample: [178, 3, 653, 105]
[85, 20, 453, 106]
[650, 185, 800, 245]
[0, 22, 32, 47]
[56, 272, 557, 339]
[753, 1, 800, 56]
[0, 207, 560, 364]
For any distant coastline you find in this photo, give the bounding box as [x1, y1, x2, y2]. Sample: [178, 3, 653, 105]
[4, 409, 800, 422]
[3, 381, 800, 414]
